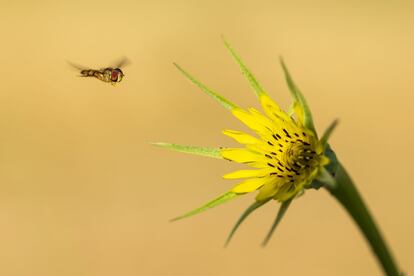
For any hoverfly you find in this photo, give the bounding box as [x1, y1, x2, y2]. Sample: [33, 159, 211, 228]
[68, 57, 130, 85]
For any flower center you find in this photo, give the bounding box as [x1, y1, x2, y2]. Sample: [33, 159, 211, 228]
[265, 128, 319, 183]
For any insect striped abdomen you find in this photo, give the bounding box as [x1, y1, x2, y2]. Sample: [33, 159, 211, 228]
[80, 69, 98, 77]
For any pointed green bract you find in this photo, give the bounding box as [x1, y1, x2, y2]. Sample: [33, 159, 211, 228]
[171, 191, 238, 221]
[152, 143, 223, 159]
[320, 119, 339, 148]
[323, 144, 339, 175]
[225, 199, 271, 247]
[280, 58, 317, 134]
[222, 37, 266, 98]
[262, 198, 292, 246]
[174, 63, 238, 110]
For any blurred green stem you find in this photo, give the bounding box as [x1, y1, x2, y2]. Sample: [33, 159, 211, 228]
[327, 162, 401, 276]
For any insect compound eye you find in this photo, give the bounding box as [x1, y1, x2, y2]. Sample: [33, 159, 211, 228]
[115, 69, 124, 82]
[111, 70, 118, 81]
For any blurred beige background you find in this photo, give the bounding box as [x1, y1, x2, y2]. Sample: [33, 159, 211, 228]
[0, 0, 413, 275]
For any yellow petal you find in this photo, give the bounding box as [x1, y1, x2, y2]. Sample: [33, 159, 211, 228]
[248, 108, 276, 129]
[222, 130, 260, 145]
[256, 181, 279, 201]
[259, 94, 291, 123]
[232, 177, 267, 194]
[220, 148, 262, 163]
[231, 108, 270, 135]
[223, 169, 270, 179]
[274, 182, 302, 202]
[293, 101, 305, 126]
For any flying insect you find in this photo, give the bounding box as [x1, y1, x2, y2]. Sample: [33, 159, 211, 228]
[68, 57, 129, 85]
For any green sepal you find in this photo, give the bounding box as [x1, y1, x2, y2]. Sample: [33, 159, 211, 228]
[313, 143, 338, 191]
[320, 119, 339, 149]
[174, 63, 238, 110]
[309, 145, 338, 190]
[309, 142, 339, 189]
[279, 58, 317, 135]
[171, 191, 238, 221]
[225, 199, 271, 247]
[324, 144, 339, 173]
[222, 37, 266, 98]
[316, 167, 337, 189]
[152, 143, 223, 159]
[262, 198, 292, 246]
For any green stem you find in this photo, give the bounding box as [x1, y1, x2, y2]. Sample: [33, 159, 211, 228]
[326, 162, 401, 276]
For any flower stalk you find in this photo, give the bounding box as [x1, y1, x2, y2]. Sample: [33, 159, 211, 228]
[326, 161, 401, 276]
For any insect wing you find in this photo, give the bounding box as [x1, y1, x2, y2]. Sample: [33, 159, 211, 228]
[113, 57, 131, 69]
[66, 60, 91, 71]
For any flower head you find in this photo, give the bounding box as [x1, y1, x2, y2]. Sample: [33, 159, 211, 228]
[221, 92, 329, 202]
[155, 39, 337, 244]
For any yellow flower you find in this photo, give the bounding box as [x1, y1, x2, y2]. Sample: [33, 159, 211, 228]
[221, 93, 329, 202]
[155, 39, 337, 244]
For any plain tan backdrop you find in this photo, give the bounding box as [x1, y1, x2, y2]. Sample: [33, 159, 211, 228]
[0, 0, 413, 275]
